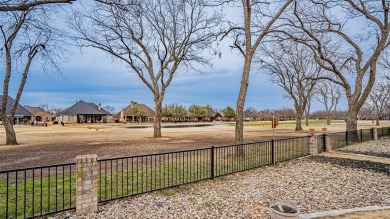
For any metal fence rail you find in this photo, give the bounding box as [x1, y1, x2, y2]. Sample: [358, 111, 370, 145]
[97, 136, 311, 203]
[378, 127, 390, 138]
[98, 148, 212, 203]
[0, 163, 76, 219]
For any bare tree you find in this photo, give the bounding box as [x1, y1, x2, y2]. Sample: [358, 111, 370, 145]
[1, 4, 69, 145]
[304, 92, 314, 126]
[261, 42, 320, 131]
[315, 80, 342, 125]
[103, 105, 116, 115]
[221, 0, 293, 144]
[278, 0, 390, 132]
[71, 0, 221, 138]
[0, 0, 73, 11]
[367, 82, 390, 126]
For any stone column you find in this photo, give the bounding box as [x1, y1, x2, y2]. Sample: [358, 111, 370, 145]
[372, 128, 378, 140]
[76, 154, 98, 215]
[309, 135, 318, 156]
[325, 134, 333, 152]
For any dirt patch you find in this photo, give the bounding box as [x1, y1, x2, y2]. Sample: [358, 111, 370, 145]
[1, 121, 389, 171]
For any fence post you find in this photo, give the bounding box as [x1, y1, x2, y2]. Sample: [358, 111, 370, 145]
[76, 154, 98, 216]
[325, 133, 333, 152]
[322, 134, 326, 152]
[345, 131, 349, 146]
[309, 135, 318, 156]
[372, 128, 378, 141]
[271, 139, 275, 165]
[210, 146, 215, 180]
[360, 129, 363, 142]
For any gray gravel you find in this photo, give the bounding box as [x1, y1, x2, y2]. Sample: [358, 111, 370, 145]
[338, 138, 390, 158]
[55, 157, 390, 219]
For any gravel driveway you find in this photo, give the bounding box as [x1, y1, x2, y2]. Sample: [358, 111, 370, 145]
[55, 156, 390, 219]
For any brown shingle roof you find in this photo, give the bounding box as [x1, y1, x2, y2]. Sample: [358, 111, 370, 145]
[116, 101, 155, 117]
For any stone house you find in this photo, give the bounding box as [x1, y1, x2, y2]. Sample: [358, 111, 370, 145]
[24, 106, 52, 123]
[57, 100, 111, 123]
[115, 101, 155, 123]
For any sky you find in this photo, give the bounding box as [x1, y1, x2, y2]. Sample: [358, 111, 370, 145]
[4, 2, 349, 114]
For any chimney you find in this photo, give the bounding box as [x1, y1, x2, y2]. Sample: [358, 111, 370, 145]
[98, 103, 102, 111]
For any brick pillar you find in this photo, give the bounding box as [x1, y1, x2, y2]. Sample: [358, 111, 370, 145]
[309, 135, 318, 156]
[325, 133, 333, 152]
[372, 128, 378, 140]
[76, 154, 98, 215]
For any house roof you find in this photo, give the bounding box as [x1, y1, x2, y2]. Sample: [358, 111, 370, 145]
[24, 106, 46, 115]
[0, 95, 32, 116]
[186, 112, 197, 118]
[116, 101, 155, 117]
[59, 100, 109, 115]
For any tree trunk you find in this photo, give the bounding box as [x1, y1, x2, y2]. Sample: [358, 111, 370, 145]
[235, 57, 252, 145]
[305, 116, 309, 126]
[295, 112, 303, 131]
[3, 118, 18, 145]
[346, 108, 358, 142]
[326, 117, 331, 125]
[346, 109, 358, 131]
[376, 118, 380, 126]
[153, 101, 162, 138]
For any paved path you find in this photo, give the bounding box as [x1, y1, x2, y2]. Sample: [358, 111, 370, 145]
[320, 152, 390, 164]
[300, 206, 390, 218]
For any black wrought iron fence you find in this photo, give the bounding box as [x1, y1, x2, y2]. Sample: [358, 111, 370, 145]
[97, 136, 311, 203]
[378, 127, 390, 138]
[0, 163, 76, 219]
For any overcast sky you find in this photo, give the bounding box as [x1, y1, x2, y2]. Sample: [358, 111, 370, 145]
[5, 2, 349, 114]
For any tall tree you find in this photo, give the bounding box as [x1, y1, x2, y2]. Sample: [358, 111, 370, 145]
[71, 0, 221, 138]
[367, 82, 390, 126]
[221, 0, 293, 143]
[315, 80, 342, 125]
[261, 42, 320, 131]
[1, 2, 71, 145]
[279, 0, 390, 132]
[223, 106, 235, 119]
[188, 105, 206, 118]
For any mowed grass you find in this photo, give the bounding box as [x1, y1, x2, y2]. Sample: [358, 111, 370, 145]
[0, 174, 76, 219]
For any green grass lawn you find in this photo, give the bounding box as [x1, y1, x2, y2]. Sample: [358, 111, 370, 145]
[0, 173, 76, 219]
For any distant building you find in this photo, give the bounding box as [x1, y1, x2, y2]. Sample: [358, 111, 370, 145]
[115, 101, 155, 123]
[0, 95, 32, 124]
[205, 106, 221, 122]
[57, 100, 111, 123]
[24, 106, 52, 122]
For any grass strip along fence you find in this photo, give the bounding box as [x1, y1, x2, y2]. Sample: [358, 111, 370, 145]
[0, 163, 76, 219]
[1, 126, 389, 218]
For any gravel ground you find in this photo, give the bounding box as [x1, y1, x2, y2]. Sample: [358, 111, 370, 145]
[338, 138, 390, 158]
[54, 157, 390, 219]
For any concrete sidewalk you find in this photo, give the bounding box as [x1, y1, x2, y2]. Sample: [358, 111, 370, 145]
[299, 206, 390, 218]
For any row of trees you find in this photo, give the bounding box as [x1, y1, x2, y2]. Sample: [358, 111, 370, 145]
[2, 0, 390, 145]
